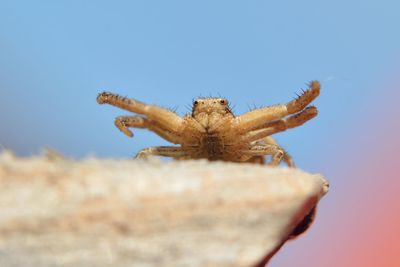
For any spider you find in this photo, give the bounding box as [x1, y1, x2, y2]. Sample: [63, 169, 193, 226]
[97, 81, 320, 167]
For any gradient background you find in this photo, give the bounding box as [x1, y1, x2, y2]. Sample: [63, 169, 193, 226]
[1, 1, 399, 266]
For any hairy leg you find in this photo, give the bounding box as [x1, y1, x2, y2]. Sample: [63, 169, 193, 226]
[256, 137, 295, 167]
[240, 145, 285, 166]
[97, 92, 183, 132]
[243, 106, 318, 143]
[233, 81, 320, 132]
[135, 146, 186, 159]
[114, 116, 182, 144]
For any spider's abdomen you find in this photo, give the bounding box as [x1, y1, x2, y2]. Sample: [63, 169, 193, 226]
[200, 134, 224, 161]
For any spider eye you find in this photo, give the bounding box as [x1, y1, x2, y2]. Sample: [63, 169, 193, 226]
[193, 100, 199, 106]
[220, 99, 227, 105]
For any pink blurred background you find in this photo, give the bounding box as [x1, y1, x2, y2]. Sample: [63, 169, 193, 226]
[271, 72, 400, 266]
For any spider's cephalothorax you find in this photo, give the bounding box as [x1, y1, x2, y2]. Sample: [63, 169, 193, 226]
[191, 98, 233, 122]
[97, 81, 320, 167]
[190, 98, 234, 160]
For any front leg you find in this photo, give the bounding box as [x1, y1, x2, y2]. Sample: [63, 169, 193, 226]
[243, 106, 318, 143]
[97, 92, 183, 133]
[233, 81, 320, 132]
[135, 146, 187, 159]
[114, 116, 182, 144]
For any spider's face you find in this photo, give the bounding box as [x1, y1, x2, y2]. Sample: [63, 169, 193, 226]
[191, 98, 231, 117]
[191, 98, 233, 129]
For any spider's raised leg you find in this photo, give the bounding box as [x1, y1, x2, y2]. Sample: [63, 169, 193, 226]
[243, 106, 318, 143]
[97, 92, 183, 133]
[233, 81, 320, 132]
[135, 146, 186, 159]
[240, 145, 285, 166]
[114, 116, 182, 144]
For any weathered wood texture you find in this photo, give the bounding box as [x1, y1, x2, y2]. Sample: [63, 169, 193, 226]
[0, 151, 328, 267]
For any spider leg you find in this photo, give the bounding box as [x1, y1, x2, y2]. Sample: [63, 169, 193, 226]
[114, 116, 182, 144]
[243, 106, 318, 143]
[243, 156, 265, 164]
[135, 146, 186, 159]
[97, 92, 183, 132]
[233, 81, 320, 132]
[253, 136, 295, 167]
[240, 145, 285, 166]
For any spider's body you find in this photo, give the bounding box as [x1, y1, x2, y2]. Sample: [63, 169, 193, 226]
[186, 97, 238, 161]
[97, 81, 320, 167]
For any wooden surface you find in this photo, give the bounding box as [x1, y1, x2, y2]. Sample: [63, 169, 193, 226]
[0, 151, 328, 267]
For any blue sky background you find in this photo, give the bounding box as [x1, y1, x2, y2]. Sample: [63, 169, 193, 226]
[1, 0, 398, 165]
[0, 1, 399, 265]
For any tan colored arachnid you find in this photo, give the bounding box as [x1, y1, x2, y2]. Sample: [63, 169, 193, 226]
[97, 81, 320, 167]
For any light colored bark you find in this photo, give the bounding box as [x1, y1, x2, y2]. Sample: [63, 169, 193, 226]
[0, 151, 328, 267]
